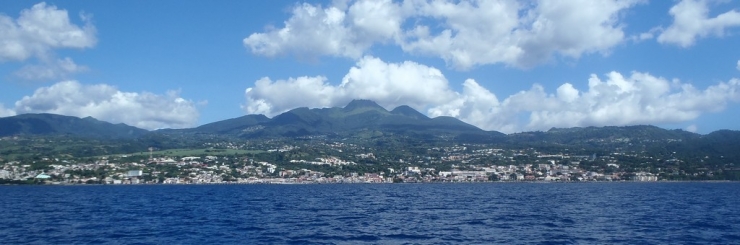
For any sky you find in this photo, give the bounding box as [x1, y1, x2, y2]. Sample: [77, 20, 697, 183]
[1, 0, 739, 134]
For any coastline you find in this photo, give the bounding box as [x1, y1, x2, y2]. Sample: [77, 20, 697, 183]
[2, 179, 736, 186]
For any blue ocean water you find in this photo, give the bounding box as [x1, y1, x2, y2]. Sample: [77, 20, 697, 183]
[1, 183, 739, 244]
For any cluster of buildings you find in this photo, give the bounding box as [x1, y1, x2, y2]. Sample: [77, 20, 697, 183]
[289, 156, 355, 166]
[0, 139, 676, 185]
[0, 160, 150, 184]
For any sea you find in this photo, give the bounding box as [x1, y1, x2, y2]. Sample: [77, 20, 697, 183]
[1, 182, 739, 244]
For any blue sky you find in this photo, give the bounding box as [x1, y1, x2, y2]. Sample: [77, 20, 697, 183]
[1, 0, 739, 133]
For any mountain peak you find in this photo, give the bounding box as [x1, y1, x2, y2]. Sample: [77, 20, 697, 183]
[82, 116, 99, 122]
[343, 99, 386, 112]
[391, 105, 429, 120]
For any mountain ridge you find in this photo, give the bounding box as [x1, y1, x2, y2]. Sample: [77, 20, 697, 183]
[0, 113, 148, 139]
[1, 100, 738, 140]
[221, 99, 489, 138]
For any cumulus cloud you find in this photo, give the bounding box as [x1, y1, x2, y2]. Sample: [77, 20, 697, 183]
[12, 57, 88, 81]
[737, 60, 740, 71]
[403, 0, 638, 69]
[243, 57, 740, 133]
[0, 104, 16, 117]
[506, 73, 740, 132]
[243, 0, 402, 60]
[657, 0, 740, 47]
[0, 2, 96, 61]
[0, 2, 96, 81]
[13, 81, 199, 130]
[244, 76, 339, 115]
[243, 56, 454, 116]
[244, 0, 639, 69]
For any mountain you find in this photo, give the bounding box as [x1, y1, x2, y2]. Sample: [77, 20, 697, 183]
[514, 125, 701, 144]
[2, 105, 740, 164]
[675, 130, 740, 160]
[176, 99, 494, 138]
[186, 114, 270, 134]
[390, 105, 428, 120]
[2, 101, 738, 152]
[0, 113, 148, 139]
[0, 100, 491, 140]
[342, 99, 386, 113]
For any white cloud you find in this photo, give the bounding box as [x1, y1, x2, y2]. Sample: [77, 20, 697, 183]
[457, 72, 740, 132]
[398, 0, 524, 69]
[686, 124, 698, 133]
[13, 57, 88, 81]
[243, 56, 454, 116]
[243, 0, 402, 60]
[13, 81, 199, 130]
[243, 57, 740, 133]
[511, 73, 740, 132]
[658, 0, 740, 47]
[737, 60, 740, 71]
[0, 2, 96, 61]
[244, 0, 639, 69]
[243, 76, 339, 115]
[0, 104, 16, 117]
[427, 79, 518, 132]
[403, 0, 639, 69]
[633, 27, 662, 42]
[0, 2, 96, 81]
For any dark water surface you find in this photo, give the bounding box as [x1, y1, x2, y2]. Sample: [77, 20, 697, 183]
[1, 183, 739, 244]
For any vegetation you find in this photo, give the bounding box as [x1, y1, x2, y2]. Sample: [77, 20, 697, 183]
[1, 100, 739, 182]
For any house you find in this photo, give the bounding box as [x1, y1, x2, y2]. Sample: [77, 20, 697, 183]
[35, 174, 51, 179]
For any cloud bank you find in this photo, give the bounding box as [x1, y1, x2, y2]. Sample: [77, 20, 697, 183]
[244, 0, 639, 69]
[243, 56, 454, 115]
[243, 57, 740, 133]
[8, 81, 199, 130]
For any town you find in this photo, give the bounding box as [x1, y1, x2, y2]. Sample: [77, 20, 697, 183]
[3, 135, 725, 185]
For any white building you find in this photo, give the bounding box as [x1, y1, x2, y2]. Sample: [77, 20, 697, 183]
[128, 170, 143, 177]
[632, 172, 658, 181]
[0, 170, 9, 179]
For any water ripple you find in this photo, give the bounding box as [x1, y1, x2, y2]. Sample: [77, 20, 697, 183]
[1, 183, 739, 244]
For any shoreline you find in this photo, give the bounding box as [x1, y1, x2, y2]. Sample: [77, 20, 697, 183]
[2, 179, 737, 186]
